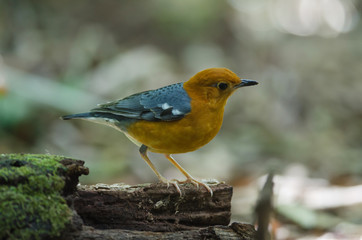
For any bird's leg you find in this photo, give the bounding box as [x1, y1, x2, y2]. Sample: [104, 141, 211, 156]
[139, 145, 182, 195]
[164, 154, 213, 197]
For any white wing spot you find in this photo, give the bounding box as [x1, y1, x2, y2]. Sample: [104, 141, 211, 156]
[172, 109, 183, 115]
[161, 103, 171, 109]
[97, 101, 112, 106]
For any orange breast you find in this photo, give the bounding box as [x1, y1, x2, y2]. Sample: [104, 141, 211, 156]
[126, 102, 225, 154]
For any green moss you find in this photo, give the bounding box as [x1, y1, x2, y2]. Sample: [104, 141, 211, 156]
[0, 154, 72, 240]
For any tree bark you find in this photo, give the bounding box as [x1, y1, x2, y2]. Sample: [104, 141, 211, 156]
[72, 182, 232, 231]
[65, 181, 256, 239]
[71, 223, 256, 240]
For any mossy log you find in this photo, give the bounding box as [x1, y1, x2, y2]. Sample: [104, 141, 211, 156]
[0, 154, 88, 240]
[0, 154, 256, 240]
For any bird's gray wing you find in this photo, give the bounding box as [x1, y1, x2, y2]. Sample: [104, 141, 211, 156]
[91, 83, 191, 121]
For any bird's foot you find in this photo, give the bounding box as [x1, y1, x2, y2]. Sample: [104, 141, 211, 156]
[158, 176, 182, 196]
[174, 177, 213, 197]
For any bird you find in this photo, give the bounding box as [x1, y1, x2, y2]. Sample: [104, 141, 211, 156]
[61, 68, 258, 196]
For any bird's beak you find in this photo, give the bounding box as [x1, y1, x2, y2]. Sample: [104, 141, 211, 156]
[234, 79, 258, 89]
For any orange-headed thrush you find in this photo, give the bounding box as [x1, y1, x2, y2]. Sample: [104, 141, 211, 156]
[61, 68, 258, 196]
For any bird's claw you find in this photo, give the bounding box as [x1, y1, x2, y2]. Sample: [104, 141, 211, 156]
[159, 176, 213, 197]
[173, 177, 213, 197]
[159, 177, 182, 196]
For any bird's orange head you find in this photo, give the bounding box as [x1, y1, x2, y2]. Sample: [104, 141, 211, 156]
[183, 68, 257, 106]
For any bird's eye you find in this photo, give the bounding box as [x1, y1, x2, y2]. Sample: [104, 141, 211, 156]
[217, 82, 228, 90]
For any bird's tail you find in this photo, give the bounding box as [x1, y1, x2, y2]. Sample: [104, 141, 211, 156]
[60, 112, 94, 120]
[60, 112, 129, 131]
[61, 112, 128, 122]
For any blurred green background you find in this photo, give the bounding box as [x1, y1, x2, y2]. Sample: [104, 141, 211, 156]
[1, 0, 361, 188]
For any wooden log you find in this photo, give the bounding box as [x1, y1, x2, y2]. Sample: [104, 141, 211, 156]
[71, 223, 256, 240]
[72, 182, 232, 231]
[1, 154, 256, 239]
[59, 157, 89, 195]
